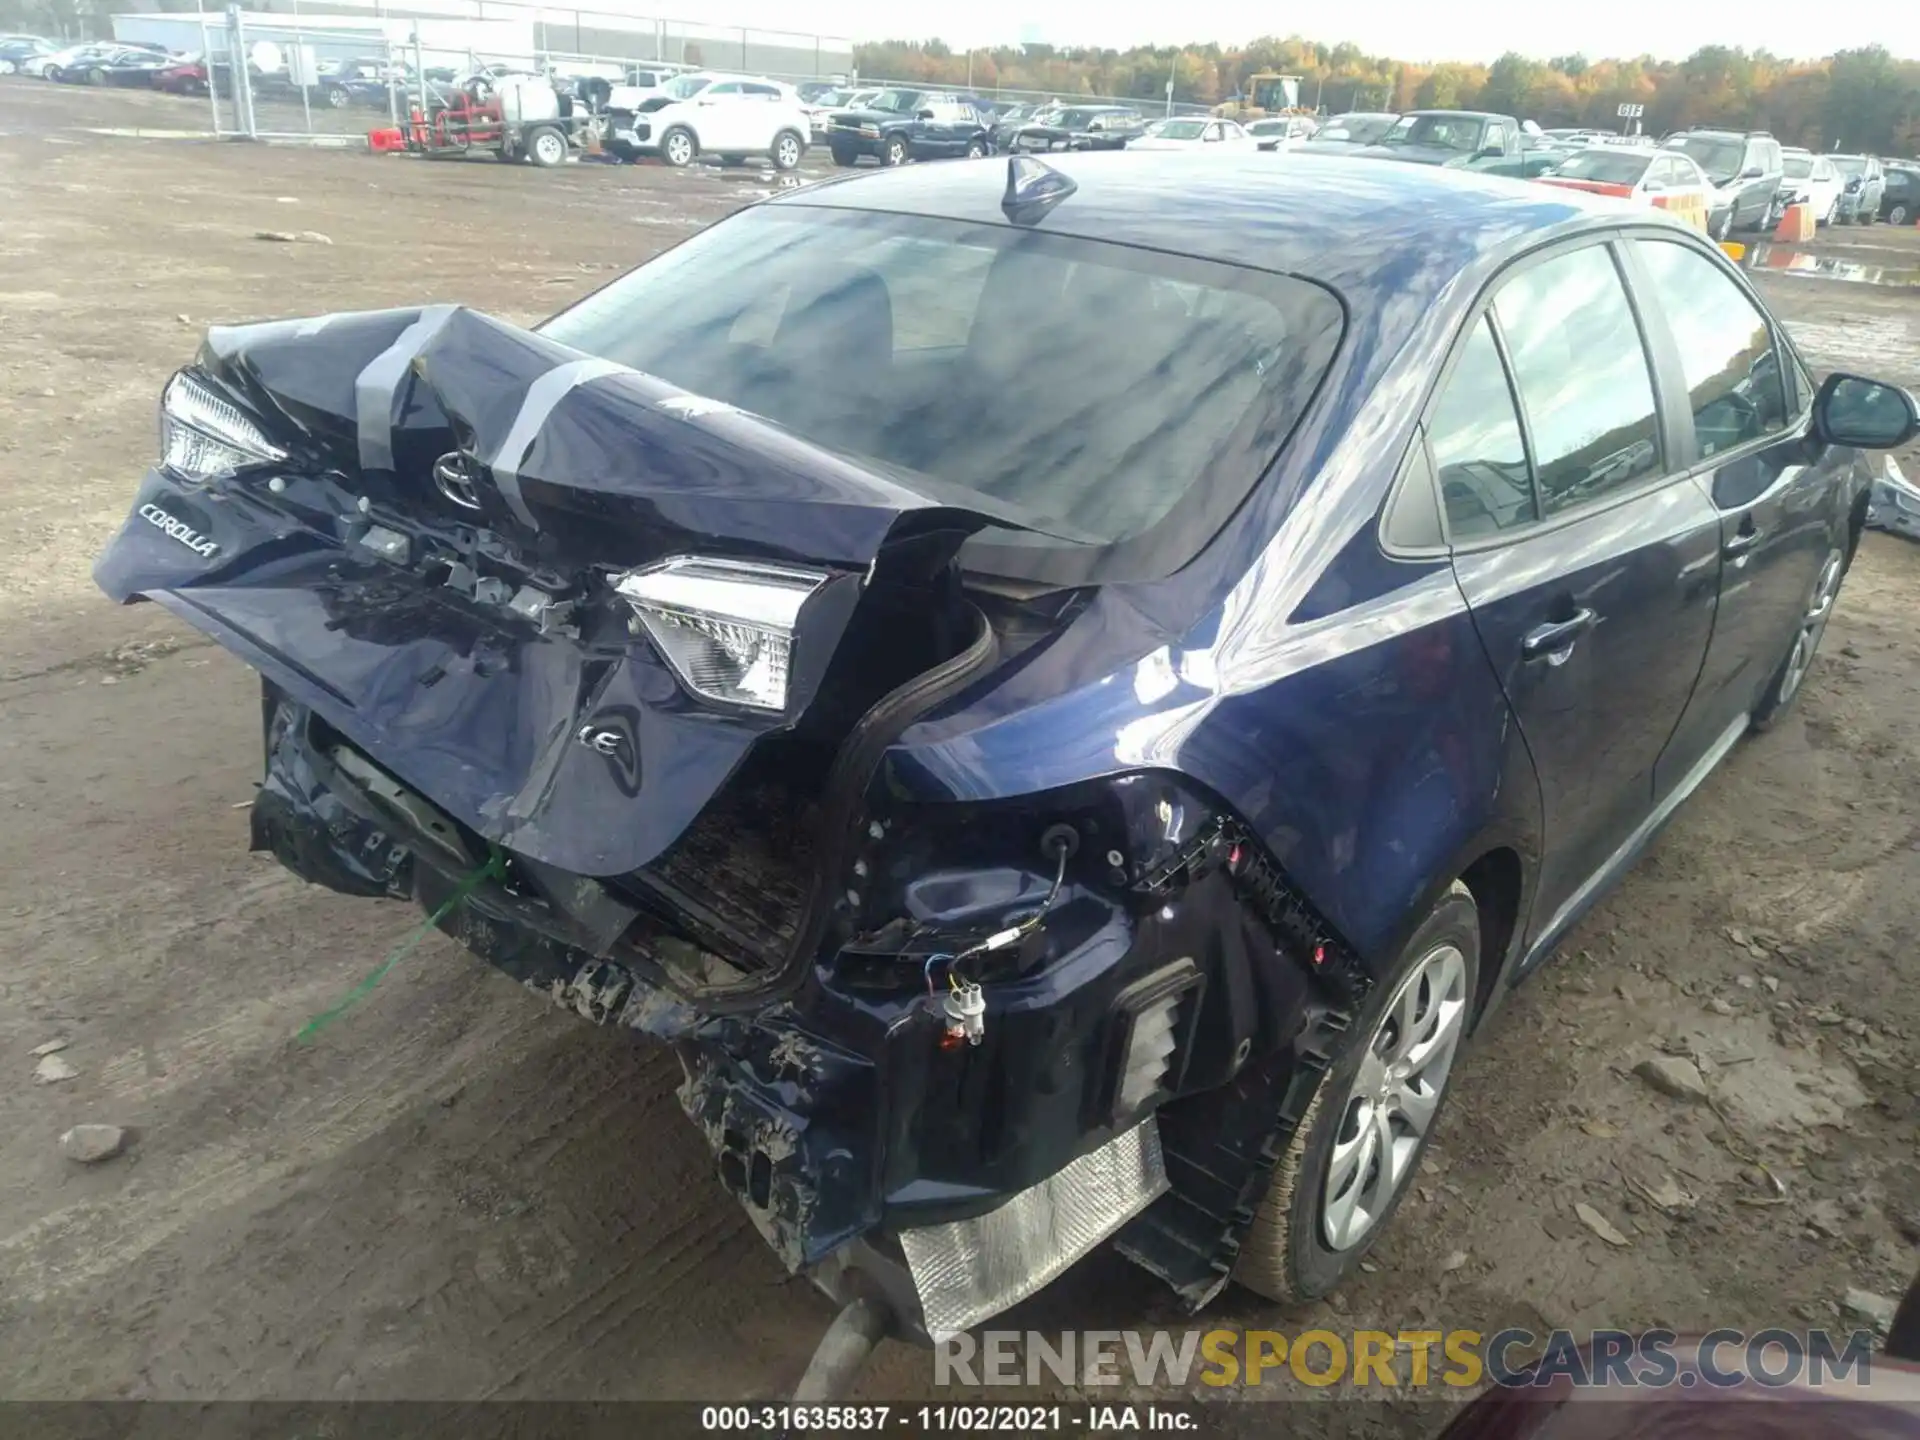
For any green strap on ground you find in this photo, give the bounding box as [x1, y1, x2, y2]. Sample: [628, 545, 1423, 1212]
[297, 848, 505, 1042]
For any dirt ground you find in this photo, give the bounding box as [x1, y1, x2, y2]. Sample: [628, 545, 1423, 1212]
[2, 78, 1917, 1419]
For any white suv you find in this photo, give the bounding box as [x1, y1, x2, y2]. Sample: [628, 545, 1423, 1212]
[605, 71, 810, 171]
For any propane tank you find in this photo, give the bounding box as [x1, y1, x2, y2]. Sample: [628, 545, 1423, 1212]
[497, 73, 560, 126]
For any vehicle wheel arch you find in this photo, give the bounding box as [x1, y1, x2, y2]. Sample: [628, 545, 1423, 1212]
[1846, 482, 1871, 562]
[1454, 845, 1525, 1027]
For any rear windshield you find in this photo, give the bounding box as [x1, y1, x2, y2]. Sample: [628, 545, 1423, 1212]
[541, 207, 1343, 583]
[1832, 155, 1867, 176]
[1380, 114, 1483, 151]
[1552, 149, 1651, 184]
[1321, 114, 1395, 143]
[1153, 119, 1208, 139]
[1782, 153, 1813, 178]
[1668, 136, 1743, 181]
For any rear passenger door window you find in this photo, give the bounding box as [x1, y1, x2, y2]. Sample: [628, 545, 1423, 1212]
[1629, 239, 1787, 457]
[1493, 245, 1662, 517]
[1427, 316, 1535, 541]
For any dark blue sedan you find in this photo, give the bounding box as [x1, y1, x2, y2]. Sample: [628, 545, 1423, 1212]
[93, 154, 1919, 1339]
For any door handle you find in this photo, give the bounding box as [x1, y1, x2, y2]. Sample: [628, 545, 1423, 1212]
[1522, 608, 1597, 663]
[1723, 526, 1765, 560]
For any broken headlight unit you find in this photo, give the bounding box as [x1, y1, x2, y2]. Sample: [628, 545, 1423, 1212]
[614, 555, 826, 713]
[158, 370, 286, 483]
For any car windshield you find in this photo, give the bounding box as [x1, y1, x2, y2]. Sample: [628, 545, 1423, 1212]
[1380, 114, 1481, 151]
[868, 89, 923, 114]
[1553, 150, 1652, 184]
[1152, 120, 1207, 139]
[1668, 136, 1743, 182]
[1782, 153, 1813, 178]
[661, 74, 710, 100]
[540, 207, 1343, 574]
[1831, 155, 1867, 176]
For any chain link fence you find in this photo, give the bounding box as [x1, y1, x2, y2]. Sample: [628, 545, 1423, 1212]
[110, 1, 855, 142]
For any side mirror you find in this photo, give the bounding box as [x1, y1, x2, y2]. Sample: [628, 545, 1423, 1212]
[915, 108, 934, 120]
[1740, 164, 1763, 179]
[1816, 373, 1920, 450]
[1643, 179, 1664, 192]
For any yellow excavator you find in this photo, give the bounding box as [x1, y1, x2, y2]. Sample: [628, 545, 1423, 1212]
[1216, 72, 1304, 123]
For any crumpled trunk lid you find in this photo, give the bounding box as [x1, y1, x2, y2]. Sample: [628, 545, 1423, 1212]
[96, 306, 991, 882]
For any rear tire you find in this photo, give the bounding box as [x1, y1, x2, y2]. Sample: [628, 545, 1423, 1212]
[87, 66, 106, 86]
[660, 125, 695, 168]
[1750, 543, 1848, 731]
[1236, 881, 1480, 1303]
[770, 128, 803, 171]
[524, 123, 567, 168]
[1891, 203, 1912, 226]
[324, 83, 349, 109]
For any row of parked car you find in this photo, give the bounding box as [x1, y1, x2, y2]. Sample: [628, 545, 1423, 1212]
[11, 30, 1919, 221]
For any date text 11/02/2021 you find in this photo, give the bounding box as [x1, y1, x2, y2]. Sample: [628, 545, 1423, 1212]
[699, 1406, 1195, 1432]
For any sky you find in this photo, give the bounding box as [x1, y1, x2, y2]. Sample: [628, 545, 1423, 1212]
[771, 0, 1919, 64]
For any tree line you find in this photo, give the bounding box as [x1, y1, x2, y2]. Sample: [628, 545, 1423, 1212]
[854, 38, 1920, 157]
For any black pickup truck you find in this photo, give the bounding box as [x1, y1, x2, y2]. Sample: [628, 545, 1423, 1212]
[825, 87, 991, 166]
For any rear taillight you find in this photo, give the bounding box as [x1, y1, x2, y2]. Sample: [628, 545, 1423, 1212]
[613, 555, 827, 713]
[158, 369, 286, 483]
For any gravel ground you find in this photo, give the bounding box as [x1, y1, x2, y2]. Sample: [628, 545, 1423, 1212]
[2, 77, 1917, 1424]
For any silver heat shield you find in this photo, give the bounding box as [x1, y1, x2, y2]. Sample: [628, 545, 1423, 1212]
[897, 1117, 1169, 1335]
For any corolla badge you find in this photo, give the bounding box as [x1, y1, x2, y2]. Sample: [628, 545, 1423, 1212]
[137, 502, 219, 559]
[432, 451, 484, 511]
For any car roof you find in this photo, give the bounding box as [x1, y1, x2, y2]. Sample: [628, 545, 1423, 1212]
[776, 152, 1619, 300]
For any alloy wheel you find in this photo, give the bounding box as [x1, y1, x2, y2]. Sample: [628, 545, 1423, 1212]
[1778, 548, 1845, 706]
[664, 131, 693, 166]
[1321, 942, 1469, 1251]
[775, 134, 800, 169]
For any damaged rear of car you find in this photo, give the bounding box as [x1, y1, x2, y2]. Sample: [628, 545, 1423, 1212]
[95, 174, 1362, 1337]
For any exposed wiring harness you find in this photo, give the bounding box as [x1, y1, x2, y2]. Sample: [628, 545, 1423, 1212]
[903, 837, 1075, 1046]
[947, 837, 1071, 982]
